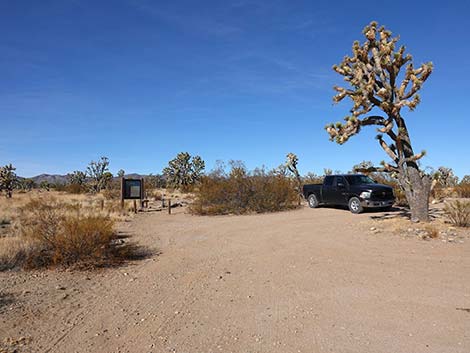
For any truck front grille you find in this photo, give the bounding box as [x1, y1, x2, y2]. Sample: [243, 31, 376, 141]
[371, 190, 394, 200]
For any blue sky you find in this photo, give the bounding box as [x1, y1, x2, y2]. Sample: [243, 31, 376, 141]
[1, 0, 469, 178]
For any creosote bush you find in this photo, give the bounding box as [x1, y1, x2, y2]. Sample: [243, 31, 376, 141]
[444, 200, 470, 227]
[15, 198, 139, 269]
[190, 163, 299, 215]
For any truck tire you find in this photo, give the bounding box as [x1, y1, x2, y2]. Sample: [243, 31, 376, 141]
[348, 197, 363, 214]
[307, 194, 319, 208]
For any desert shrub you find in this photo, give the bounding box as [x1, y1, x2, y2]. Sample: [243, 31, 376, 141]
[190, 164, 298, 215]
[102, 188, 120, 200]
[444, 200, 470, 227]
[63, 183, 86, 194]
[454, 183, 470, 198]
[303, 172, 323, 184]
[15, 198, 139, 269]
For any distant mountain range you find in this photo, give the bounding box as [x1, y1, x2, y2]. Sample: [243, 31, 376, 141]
[23, 173, 149, 185]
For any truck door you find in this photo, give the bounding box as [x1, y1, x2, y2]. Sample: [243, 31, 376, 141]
[322, 176, 336, 204]
[333, 176, 348, 205]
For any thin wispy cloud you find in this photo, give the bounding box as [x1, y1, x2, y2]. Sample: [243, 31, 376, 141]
[131, 2, 243, 38]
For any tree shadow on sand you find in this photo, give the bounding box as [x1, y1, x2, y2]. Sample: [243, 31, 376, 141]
[368, 206, 444, 221]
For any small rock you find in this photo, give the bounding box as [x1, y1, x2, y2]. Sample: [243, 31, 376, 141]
[55, 286, 66, 290]
[370, 227, 376, 231]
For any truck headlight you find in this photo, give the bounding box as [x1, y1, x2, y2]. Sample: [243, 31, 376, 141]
[360, 191, 372, 199]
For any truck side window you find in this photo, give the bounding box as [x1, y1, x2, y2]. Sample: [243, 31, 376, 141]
[324, 176, 334, 186]
[335, 176, 344, 186]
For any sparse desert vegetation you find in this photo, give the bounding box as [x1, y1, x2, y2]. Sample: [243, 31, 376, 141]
[190, 162, 298, 215]
[444, 200, 470, 227]
[1, 9, 469, 353]
[0, 191, 143, 271]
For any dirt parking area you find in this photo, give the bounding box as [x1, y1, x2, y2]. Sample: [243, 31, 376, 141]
[1, 205, 469, 353]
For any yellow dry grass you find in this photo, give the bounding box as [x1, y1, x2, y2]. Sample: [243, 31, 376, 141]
[0, 190, 141, 270]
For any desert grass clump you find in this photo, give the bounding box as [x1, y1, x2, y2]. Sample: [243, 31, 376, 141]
[15, 197, 138, 269]
[444, 200, 470, 227]
[190, 163, 299, 215]
[424, 225, 439, 239]
[0, 237, 37, 271]
[454, 183, 470, 198]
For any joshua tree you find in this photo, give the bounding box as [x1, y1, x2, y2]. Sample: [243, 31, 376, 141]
[86, 156, 111, 193]
[274, 164, 289, 177]
[18, 178, 35, 191]
[39, 180, 50, 191]
[163, 152, 205, 189]
[286, 153, 302, 205]
[323, 168, 333, 176]
[0, 164, 17, 198]
[433, 167, 458, 187]
[461, 175, 470, 185]
[325, 21, 433, 221]
[117, 169, 125, 178]
[351, 160, 375, 174]
[68, 170, 87, 185]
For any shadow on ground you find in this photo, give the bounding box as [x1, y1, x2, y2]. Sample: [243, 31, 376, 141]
[369, 206, 444, 221]
[0, 293, 14, 311]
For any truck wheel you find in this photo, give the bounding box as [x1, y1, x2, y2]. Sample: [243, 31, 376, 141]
[348, 197, 363, 214]
[307, 194, 319, 208]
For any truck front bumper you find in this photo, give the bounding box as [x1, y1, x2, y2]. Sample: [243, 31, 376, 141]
[360, 199, 394, 208]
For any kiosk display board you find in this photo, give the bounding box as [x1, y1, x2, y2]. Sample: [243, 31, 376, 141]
[121, 178, 144, 200]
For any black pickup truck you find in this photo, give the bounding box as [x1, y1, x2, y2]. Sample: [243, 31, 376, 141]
[302, 174, 395, 214]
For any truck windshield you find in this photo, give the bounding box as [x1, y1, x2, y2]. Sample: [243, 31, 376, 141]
[345, 175, 376, 185]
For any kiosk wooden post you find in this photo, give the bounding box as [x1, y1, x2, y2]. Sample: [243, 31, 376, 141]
[120, 177, 125, 210]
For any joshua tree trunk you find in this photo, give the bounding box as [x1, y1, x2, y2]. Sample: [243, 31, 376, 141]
[397, 164, 431, 222]
[393, 116, 431, 222]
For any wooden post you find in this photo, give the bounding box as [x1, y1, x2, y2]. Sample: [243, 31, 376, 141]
[120, 177, 125, 210]
[100, 199, 104, 211]
[140, 177, 145, 209]
[133, 200, 137, 214]
[168, 198, 171, 214]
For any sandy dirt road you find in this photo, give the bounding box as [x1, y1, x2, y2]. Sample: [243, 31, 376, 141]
[1, 206, 469, 353]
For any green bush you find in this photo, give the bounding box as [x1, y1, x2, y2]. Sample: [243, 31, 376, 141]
[190, 164, 299, 215]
